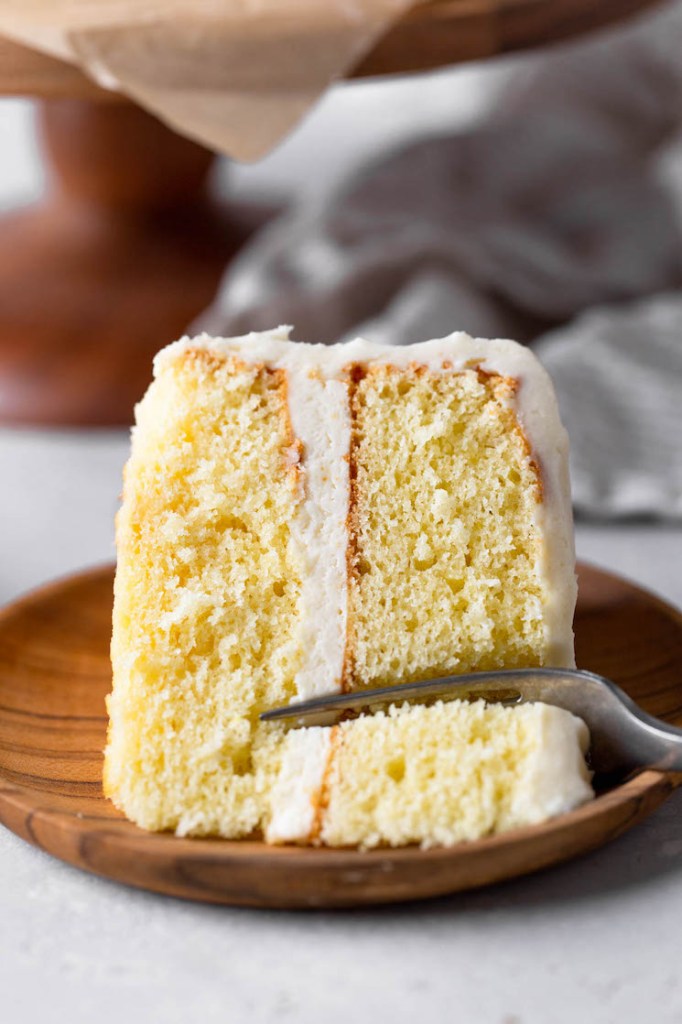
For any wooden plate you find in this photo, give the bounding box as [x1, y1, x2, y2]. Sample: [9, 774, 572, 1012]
[0, 562, 681, 909]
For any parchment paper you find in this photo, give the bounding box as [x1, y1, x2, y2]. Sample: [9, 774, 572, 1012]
[0, 1, 417, 159]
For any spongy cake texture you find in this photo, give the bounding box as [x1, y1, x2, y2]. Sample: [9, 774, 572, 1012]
[106, 353, 302, 835]
[106, 329, 588, 845]
[347, 366, 544, 688]
[311, 700, 591, 849]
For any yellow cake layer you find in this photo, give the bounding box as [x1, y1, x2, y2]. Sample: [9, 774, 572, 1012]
[347, 366, 544, 689]
[317, 700, 592, 849]
[106, 351, 301, 836]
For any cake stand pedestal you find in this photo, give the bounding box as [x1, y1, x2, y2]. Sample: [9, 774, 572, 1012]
[0, 100, 278, 425]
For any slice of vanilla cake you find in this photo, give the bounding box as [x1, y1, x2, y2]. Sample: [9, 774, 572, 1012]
[267, 701, 592, 848]
[105, 327, 591, 844]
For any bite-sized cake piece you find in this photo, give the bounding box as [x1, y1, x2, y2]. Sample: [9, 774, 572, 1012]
[105, 327, 585, 841]
[266, 700, 593, 848]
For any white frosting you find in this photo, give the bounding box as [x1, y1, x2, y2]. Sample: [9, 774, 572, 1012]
[509, 704, 593, 825]
[265, 727, 332, 844]
[284, 372, 350, 699]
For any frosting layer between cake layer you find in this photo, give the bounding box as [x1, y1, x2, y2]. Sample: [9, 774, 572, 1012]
[283, 372, 350, 699]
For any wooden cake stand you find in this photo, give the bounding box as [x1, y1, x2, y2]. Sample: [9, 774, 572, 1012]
[0, 0, 663, 425]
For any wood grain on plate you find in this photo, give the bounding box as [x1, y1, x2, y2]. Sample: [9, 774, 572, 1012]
[0, 0, 664, 98]
[0, 562, 681, 908]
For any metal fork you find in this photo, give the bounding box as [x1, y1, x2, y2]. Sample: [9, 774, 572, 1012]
[260, 668, 682, 779]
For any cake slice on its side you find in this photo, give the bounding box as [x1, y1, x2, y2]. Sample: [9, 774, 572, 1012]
[266, 700, 593, 848]
[105, 327, 591, 845]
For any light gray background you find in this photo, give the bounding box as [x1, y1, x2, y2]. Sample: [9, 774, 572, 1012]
[1, 91, 682, 1024]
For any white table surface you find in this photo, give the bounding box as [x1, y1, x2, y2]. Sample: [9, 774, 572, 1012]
[1, 425, 682, 1024]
